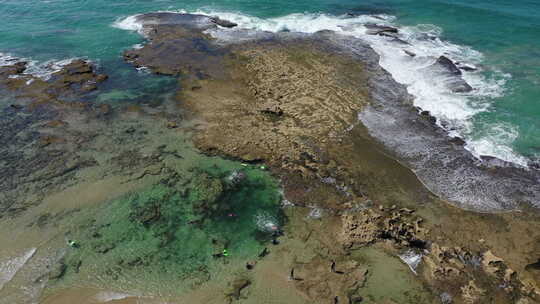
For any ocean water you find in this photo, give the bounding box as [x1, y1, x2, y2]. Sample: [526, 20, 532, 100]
[1, 0, 539, 165]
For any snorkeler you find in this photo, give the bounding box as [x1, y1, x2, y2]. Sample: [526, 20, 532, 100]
[270, 227, 284, 245]
[212, 249, 229, 258]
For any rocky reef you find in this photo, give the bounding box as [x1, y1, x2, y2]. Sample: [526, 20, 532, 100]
[0, 11, 539, 304]
[119, 12, 540, 303]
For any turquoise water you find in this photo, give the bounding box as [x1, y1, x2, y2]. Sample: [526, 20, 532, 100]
[1, 0, 539, 163]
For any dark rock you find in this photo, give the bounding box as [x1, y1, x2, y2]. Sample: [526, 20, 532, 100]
[127, 257, 144, 267]
[429, 56, 473, 93]
[420, 111, 437, 124]
[36, 213, 52, 228]
[365, 23, 398, 35]
[122, 24, 227, 77]
[449, 137, 466, 146]
[94, 242, 116, 254]
[435, 56, 462, 76]
[451, 82, 473, 93]
[0, 61, 27, 76]
[95, 104, 112, 116]
[95, 74, 109, 82]
[131, 203, 161, 226]
[81, 83, 98, 92]
[135, 12, 217, 31]
[349, 296, 363, 303]
[390, 37, 410, 45]
[48, 260, 67, 280]
[211, 17, 238, 28]
[226, 278, 251, 301]
[70, 259, 82, 273]
[63, 59, 93, 75]
[404, 50, 416, 57]
[9, 104, 24, 110]
[528, 160, 540, 170]
[260, 104, 284, 117]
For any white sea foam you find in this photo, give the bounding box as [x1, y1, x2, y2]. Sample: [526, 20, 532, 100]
[465, 122, 529, 165]
[112, 14, 144, 33]
[254, 211, 279, 233]
[306, 206, 323, 219]
[0, 248, 37, 291]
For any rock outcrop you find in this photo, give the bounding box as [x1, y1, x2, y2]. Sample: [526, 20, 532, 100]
[429, 56, 473, 93]
[340, 206, 428, 251]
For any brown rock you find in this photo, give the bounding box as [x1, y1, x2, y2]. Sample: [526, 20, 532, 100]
[482, 250, 504, 275]
[460, 280, 485, 304]
[95, 74, 108, 82]
[340, 209, 382, 249]
[81, 83, 98, 92]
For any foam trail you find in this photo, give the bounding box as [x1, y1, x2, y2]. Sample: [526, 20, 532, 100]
[113, 9, 523, 166]
[0, 248, 37, 291]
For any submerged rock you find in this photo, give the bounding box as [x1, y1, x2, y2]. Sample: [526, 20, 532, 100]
[292, 257, 366, 303]
[226, 278, 251, 302]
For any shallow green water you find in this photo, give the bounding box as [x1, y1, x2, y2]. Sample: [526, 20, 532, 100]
[55, 164, 282, 295]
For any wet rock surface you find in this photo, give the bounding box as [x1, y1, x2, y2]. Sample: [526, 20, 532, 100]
[428, 56, 473, 93]
[0, 59, 108, 103]
[0, 11, 538, 304]
[118, 12, 540, 303]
